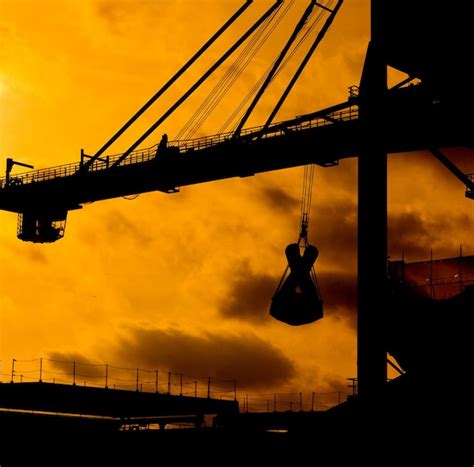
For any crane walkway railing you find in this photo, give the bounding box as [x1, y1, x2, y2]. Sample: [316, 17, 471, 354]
[0, 106, 358, 189]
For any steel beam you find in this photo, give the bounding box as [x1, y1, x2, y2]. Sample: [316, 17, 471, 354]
[357, 0, 388, 399]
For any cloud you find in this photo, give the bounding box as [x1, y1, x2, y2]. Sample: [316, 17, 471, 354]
[219, 259, 357, 326]
[93, 0, 179, 34]
[388, 210, 474, 260]
[258, 186, 299, 214]
[308, 197, 472, 264]
[94, 0, 156, 28]
[112, 327, 296, 389]
[219, 260, 277, 324]
[217, 196, 473, 331]
[309, 199, 357, 265]
[104, 209, 152, 244]
[9, 244, 49, 264]
[48, 352, 105, 380]
[319, 270, 357, 326]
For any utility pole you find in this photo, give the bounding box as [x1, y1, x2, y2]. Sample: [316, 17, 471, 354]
[357, 0, 388, 399]
[10, 359, 15, 383]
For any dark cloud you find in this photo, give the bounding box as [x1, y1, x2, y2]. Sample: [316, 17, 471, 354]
[216, 198, 358, 327]
[104, 210, 152, 244]
[319, 270, 357, 327]
[219, 259, 357, 326]
[113, 327, 295, 390]
[388, 211, 474, 260]
[258, 186, 299, 214]
[10, 244, 48, 264]
[309, 200, 357, 265]
[218, 197, 472, 329]
[308, 196, 472, 264]
[48, 352, 105, 380]
[219, 260, 277, 324]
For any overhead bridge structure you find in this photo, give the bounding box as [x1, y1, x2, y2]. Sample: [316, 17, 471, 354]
[0, 382, 238, 432]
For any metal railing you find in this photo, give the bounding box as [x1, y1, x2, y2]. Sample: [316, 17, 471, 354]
[0, 106, 358, 190]
[174, 106, 358, 152]
[240, 390, 349, 413]
[3, 357, 236, 399]
[1, 357, 354, 413]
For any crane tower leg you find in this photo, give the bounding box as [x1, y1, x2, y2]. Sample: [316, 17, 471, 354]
[357, 1, 388, 399]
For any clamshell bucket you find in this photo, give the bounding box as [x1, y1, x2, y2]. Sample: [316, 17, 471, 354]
[270, 243, 323, 326]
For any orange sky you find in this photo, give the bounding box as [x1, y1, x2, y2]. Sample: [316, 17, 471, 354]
[1, 0, 474, 401]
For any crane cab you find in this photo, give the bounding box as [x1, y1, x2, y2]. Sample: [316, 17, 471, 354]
[17, 211, 67, 243]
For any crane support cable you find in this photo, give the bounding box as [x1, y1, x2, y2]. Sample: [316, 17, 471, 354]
[175, 14, 272, 140]
[181, 0, 292, 141]
[176, 1, 287, 141]
[219, 65, 270, 134]
[262, 0, 343, 134]
[223, 3, 329, 135]
[109, 0, 284, 169]
[233, 0, 317, 139]
[219, 4, 324, 134]
[79, 0, 253, 172]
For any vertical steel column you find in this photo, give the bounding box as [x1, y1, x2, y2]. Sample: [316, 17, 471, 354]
[357, 0, 388, 399]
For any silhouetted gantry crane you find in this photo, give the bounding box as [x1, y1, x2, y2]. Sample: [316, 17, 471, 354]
[1, 0, 473, 398]
[0, 0, 472, 244]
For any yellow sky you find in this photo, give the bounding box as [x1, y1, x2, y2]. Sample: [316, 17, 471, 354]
[1, 0, 473, 399]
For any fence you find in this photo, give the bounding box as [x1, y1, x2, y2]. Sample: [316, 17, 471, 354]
[0, 358, 235, 400]
[240, 390, 350, 413]
[0, 358, 355, 413]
